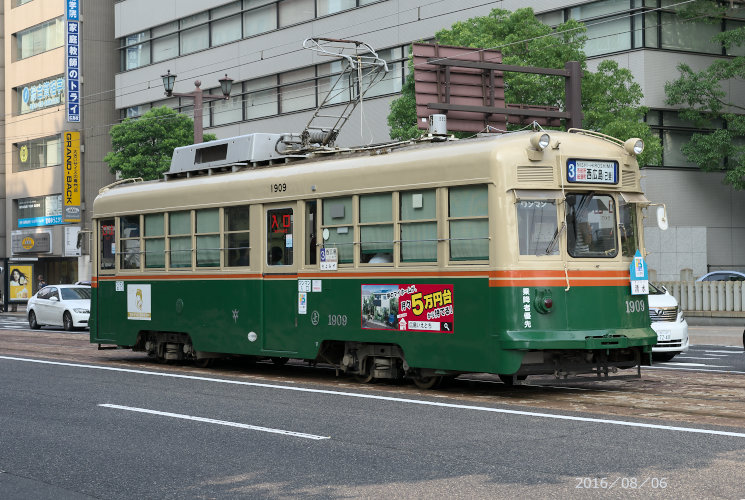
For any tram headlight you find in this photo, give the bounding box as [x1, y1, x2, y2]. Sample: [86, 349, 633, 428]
[530, 132, 551, 151]
[624, 138, 644, 156]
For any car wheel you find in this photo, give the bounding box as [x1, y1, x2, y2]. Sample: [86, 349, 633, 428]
[63, 311, 74, 331]
[28, 311, 41, 330]
[652, 352, 677, 362]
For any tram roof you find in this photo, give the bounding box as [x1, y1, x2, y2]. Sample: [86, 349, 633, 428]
[93, 130, 639, 217]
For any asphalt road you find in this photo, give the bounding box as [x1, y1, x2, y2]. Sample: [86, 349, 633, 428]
[1, 354, 745, 499]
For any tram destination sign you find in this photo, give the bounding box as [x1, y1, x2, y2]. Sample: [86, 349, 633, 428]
[566, 159, 618, 184]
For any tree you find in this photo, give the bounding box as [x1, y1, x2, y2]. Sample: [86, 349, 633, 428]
[665, 1, 745, 189]
[104, 106, 216, 181]
[387, 8, 661, 166]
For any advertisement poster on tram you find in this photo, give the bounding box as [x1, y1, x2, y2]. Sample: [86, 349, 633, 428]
[361, 284, 454, 333]
[8, 264, 33, 301]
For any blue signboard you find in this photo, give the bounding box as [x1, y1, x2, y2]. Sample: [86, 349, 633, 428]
[66, 3, 80, 123]
[19, 216, 64, 228]
[629, 249, 649, 295]
[567, 159, 618, 184]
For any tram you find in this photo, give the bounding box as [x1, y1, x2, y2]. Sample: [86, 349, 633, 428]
[90, 127, 658, 387]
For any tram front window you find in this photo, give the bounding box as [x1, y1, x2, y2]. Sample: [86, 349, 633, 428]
[566, 193, 618, 258]
[517, 200, 559, 256]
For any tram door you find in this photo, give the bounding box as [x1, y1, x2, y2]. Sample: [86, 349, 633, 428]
[262, 203, 300, 353]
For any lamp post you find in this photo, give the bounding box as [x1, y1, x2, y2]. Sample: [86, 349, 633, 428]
[161, 70, 234, 143]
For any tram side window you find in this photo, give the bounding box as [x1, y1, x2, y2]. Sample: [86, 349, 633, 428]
[100, 219, 115, 270]
[196, 208, 220, 267]
[360, 193, 393, 264]
[400, 190, 437, 262]
[566, 193, 618, 258]
[517, 200, 559, 256]
[267, 208, 293, 266]
[321, 197, 353, 264]
[144, 213, 165, 268]
[618, 200, 638, 257]
[169, 211, 192, 268]
[448, 185, 489, 261]
[225, 206, 250, 267]
[120, 215, 140, 269]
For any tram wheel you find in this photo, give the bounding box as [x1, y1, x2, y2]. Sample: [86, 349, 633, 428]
[412, 375, 442, 390]
[270, 357, 288, 366]
[498, 374, 527, 386]
[194, 358, 214, 368]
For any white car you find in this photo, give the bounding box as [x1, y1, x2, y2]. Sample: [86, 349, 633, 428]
[27, 284, 91, 331]
[647, 283, 689, 361]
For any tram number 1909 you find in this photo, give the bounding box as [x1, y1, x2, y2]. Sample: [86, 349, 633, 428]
[328, 314, 348, 326]
[624, 299, 646, 313]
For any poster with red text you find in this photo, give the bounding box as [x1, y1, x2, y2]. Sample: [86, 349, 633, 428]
[361, 284, 454, 333]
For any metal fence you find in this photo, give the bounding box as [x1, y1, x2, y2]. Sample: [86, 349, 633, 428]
[657, 281, 745, 312]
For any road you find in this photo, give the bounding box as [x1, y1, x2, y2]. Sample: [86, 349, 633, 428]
[1, 324, 745, 498]
[1, 353, 745, 499]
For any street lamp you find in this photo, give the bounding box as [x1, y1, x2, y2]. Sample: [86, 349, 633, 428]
[160, 70, 234, 143]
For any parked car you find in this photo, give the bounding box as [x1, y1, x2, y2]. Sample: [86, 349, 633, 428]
[648, 283, 689, 361]
[696, 270, 745, 282]
[26, 284, 91, 331]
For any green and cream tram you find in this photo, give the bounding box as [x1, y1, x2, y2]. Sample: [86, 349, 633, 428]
[90, 129, 657, 386]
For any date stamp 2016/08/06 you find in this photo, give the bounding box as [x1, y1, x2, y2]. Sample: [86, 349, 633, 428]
[576, 477, 668, 490]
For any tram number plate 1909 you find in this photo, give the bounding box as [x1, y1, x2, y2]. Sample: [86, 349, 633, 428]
[567, 159, 617, 184]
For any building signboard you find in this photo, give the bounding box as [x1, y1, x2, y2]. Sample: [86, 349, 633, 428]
[20, 76, 65, 114]
[66, 1, 80, 122]
[18, 195, 63, 228]
[11, 230, 52, 254]
[63, 132, 81, 222]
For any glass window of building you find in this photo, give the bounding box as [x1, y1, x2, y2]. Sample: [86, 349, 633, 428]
[180, 12, 209, 55]
[245, 76, 278, 119]
[16, 17, 64, 60]
[18, 75, 65, 115]
[400, 190, 437, 263]
[317, 0, 356, 17]
[279, 0, 315, 27]
[211, 88, 243, 126]
[121, 31, 151, 70]
[244, 0, 277, 37]
[225, 206, 251, 267]
[583, 15, 631, 56]
[280, 67, 316, 113]
[448, 185, 489, 261]
[152, 22, 179, 62]
[16, 135, 61, 172]
[211, 2, 242, 46]
[318, 60, 351, 105]
[363, 47, 404, 98]
[660, 12, 721, 53]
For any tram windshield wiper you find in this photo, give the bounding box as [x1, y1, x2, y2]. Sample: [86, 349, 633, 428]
[543, 222, 566, 255]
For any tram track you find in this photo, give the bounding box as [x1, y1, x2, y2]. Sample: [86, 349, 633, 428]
[2, 329, 744, 430]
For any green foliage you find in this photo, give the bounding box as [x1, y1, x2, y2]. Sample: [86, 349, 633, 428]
[387, 8, 660, 166]
[104, 106, 217, 181]
[665, 0, 745, 189]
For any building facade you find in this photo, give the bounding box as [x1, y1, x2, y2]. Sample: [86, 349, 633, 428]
[3, 0, 117, 303]
[110, 0, 744, 282]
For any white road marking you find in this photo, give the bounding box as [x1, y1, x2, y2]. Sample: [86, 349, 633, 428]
[703, 350, 743, 354]
[4, 355, 745, 439]
[660, 362, 729, 367]
[646, 365, 745, 375]
[99, 403, 329, 440]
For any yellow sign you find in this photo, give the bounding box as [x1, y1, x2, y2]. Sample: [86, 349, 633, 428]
[20, 145, 29, 163]
[64, 131, 81, 223]
[21, 236, 35, 250]
[9, 264, 32, 301]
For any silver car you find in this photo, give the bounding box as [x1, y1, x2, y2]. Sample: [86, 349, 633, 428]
[27, 285, 91, 330]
